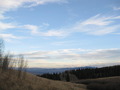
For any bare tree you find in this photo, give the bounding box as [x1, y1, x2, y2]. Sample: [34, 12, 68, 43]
[8, 55, 15, 70]
[0, 39, 28, 79]
[2, 54, 10, 72]
[0, 39, 4, 68]
[22, 60, 28, 79]
[17, 55, 27, 79]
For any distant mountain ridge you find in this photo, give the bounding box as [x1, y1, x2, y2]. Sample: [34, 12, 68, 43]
[26, 66, 95, 74]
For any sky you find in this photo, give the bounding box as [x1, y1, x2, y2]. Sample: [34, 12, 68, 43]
[0, 0, 120, 68]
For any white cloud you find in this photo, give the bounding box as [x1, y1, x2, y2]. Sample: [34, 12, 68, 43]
[0, 0, 68, 22]
[82, 48, 120, 60]
[24, 24, 39, 34]
[80, 14, 120, 26]
[23, 24, 69, 37]
[24, 14, 120, 36]
[23, 48, 119, 61]
[0, 33, 17, 38]
[0, 14, 6, 20]
[0, 0, 68, 14]
[87, 25, 120, 35]
[0, 22, 28, 42]
[0, 1, 120, 39]
[0, 22, 16, 30]
[113, 7, 120, 10]
[114, 33, 120, 35]
[81, 14, 113, 26]
[40, 30, 68, 37]
[73, 14, 120, 35]
[19, 48, 120, 68]
[0, 33, 22, 42]
[112, 16, 120, 19]
[0, 22, 23, 41]
[1, 1, 120, 37]
[0, 14, 119, 40]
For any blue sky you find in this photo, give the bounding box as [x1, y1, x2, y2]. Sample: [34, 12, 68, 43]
[0, 0, 120, 68]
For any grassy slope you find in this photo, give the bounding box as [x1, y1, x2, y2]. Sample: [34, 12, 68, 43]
[0, 69, 87, 90]
[76, 76, 120, 90]
[76, 76, 120, 84]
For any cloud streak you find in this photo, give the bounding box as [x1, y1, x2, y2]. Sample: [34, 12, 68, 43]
[0, 33, 26, 42]
[23, 24, 69, 37]
[0, 22, 16, 30]
[81, 14, 113, 26]
[113, 7, 120, 10]
[24, 14, 120, 36]
[24, 48, 120, 61]
[73, 14, 120, 35]
[1, 14, 120, 42]
[0, 0, 68, 14]
[0, 0, 120, 38]
[19, 48, 120, 68]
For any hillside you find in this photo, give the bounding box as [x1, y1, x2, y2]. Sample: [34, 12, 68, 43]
[40, 65, 120, 82]
[0, 69, 87, 90]
[0, 39, 87, 90]
[76, 76, 120, 90]
[39, 65, 120, 90]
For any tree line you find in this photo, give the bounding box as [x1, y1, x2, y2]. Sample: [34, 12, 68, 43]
[39, 65, 120, 81]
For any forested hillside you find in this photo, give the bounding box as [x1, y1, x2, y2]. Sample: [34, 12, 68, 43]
[40, 65, 120, 82]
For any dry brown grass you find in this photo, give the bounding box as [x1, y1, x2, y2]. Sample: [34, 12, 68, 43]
[76, 76, 120, 90]
[0, 69, 87, 90]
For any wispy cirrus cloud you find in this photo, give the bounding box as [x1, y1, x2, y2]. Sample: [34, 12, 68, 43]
[24, 24, 39, 34]
[0, 22, 16, 30]
[1, 14, 120, 40]
[23, 24, 69, 37]
[24, 14, 120, 36]
[0, 0, 120, 38]
[74, 14, 120, 35]
[0, 21, 24, 41]
[0, 0, 68, 14]
[0, 33, 24, 42]
[0, 0, 120, 40]
[0, 0, 69, 41]
[81, 14, 113, 26]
